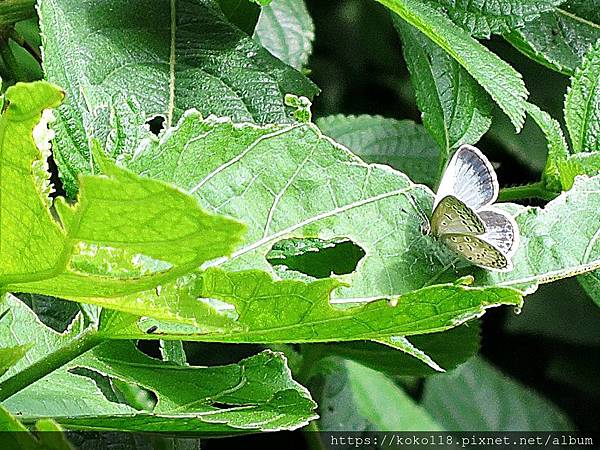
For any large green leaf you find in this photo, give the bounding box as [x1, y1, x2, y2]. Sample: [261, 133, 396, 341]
[39, 0, 318, 195]
[505, 0, 600, 75]
[311, 358, 442, 432]
[375, 0, 528, 130]
[564, 41, 600, 154]
[316, 114, 440, 188]
[107, 269, 519, 342]
[0, 81, 245, 320]
[0, 295, 317, 433]
[422, 357, 574, 430]
[427, 0, 564, 39]
[254, 0, 314, 70]
[130, 113, 600, 293]
[396, 20, 492, 171]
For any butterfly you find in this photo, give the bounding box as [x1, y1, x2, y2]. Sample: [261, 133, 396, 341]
[429, 144, 519, 272]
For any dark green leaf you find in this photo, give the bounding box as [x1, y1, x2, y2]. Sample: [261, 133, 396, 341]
[39, 0, 319, 195]
[505, 0, 600, 75]
[312, 322, 480, 377]
[376, 0, 528, 130]
[422, 357, 574, 430]
[312, 358, 442, 432]
[316, 114, 441, 188]
[428, 0, 564, 39]
[396, 20, 492, 170]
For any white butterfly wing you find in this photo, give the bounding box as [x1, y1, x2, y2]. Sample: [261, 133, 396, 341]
[434, 144, 499, 211]
[478, 208, 519, 257]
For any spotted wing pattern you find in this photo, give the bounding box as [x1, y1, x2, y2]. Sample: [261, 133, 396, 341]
[440, 233, 510, 271]
[431, 195, 485, 237]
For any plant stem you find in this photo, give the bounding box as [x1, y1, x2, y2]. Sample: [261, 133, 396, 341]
[304, 420, 326, 450]
[498, 181, 558, 202]
[0, 327, 101, 402]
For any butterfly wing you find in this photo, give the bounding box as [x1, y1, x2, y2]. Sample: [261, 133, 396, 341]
[431, 195, 485, 237]
[434, 144, 499, 211]
[440, 233, 511, 271]
[478, 208, 519, 257]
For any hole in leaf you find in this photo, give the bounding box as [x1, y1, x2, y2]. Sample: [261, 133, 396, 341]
[16, 294, 79, 332]
[266, 237, 366, 279]
[136, 340, 162, 360]
[209, 402, 239, 410]
[145, 115, 165, 135]
[69, 367, 157, 411]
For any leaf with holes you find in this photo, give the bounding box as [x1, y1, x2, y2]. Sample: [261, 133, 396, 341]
[39, 0, 318, 195]
[0, 295, 317, 433]
[0, 81, 245, 323]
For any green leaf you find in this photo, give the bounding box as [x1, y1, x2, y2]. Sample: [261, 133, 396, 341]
[526, 103, 569, 192]
[311, 358, 442, 431]
[130, 113, 600, 302]
[579, 271, 600, 309]
[427, 0, 564, 39]
[0, 405, 39, 449]
[0, 295, 84, 381]
[312, 322, 480, 376]
[109, 268, 520, 342]
[505, 0, 600, 75]
[483, 174, 600, 292]
[564, 41, 600, 154]
[375, 0, 528, 130]
[159, 340, 187, 365]
[422, 357, 574, 430]
[39, 0, 319, 195]
[316, 114, 441, 188]
[0, 344, 33, 377]
[0, 0, 36, 26]
[395, 20, 492, 170]
[1, 295, 318, 433]
[254, 0, 314, 70]
[0, 81, 246, 319]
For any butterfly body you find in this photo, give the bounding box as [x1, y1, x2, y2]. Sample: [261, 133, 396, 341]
[430, 145, 519, 272]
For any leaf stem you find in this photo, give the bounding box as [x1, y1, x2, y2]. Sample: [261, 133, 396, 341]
[304, 420, 326, 450]
[0, 327, 101, 402]
[498, 181, 557, 202]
